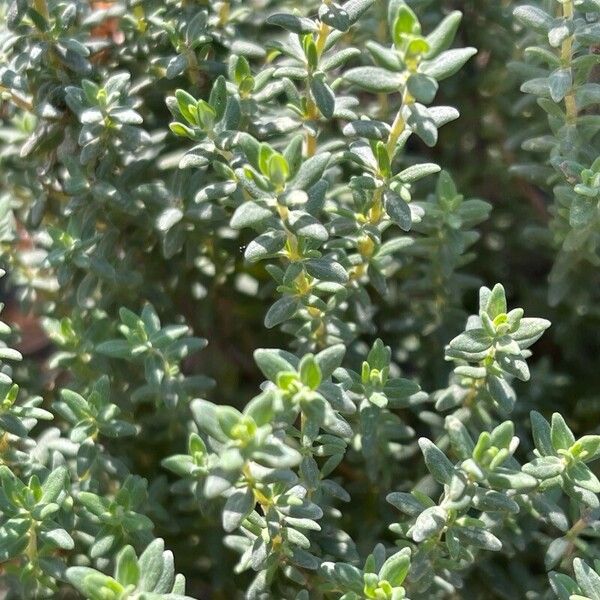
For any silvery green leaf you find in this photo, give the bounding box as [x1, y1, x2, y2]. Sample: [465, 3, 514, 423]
[166, 54, 188, 79]
[343, 0, 375, 24]
[471, 489, 519, 514]
[576, 21, 600, 44]
[568, 461, 600, 493]
[156, 208, 183, 232]
[458, 199, 492, 225]
[305, 258, 348, 283]
[231, 202, 273, 229]
[110, 108, 142, 124]
[322, 409, 352, 438]
[291, 153, 331, 190]
[497, 353, 530, 381]
[286, 526, 311, 549]
[96, 340, 131, 358]
[320, 48, 361, 71]
[530, 411, 555, 457]
[549, 571, 579, 600]
[565, 482, 600, 508]
[204, 472, 236, 498]
[321, 479, 350, 502]
[254, 348, 297, 381]
[512, 318, 551, 348]
[0, 414, 28, 438]
[346, 141, 378, 170]
[487, 468, 537, 490]
[288, 210, 328, 241]
[40, 466, 68, 503]
[366, 41, 404, 71]
[523, 456, 564, 479]
[136, 539, 166, 592]
[418, 438, 454, 484]
[574, 558, 600, 600]
[449, 329, 492, 353]
[344, 67, 404, 93]
[299, 355, 322, 390]
[6, 0, 27, 29]
[412, 506, 446, 542]
[544, 537, 570, 571]
[343, 120, 390, 140]
[315, 345, 345, 379]
[551, 413, 576, 451]
[285, 516, 321, 531]
[490, 421, 513, 449]
[376, 237, 413, 256]
[230, 39, 266, 59]
[483, 289, 505, 323]
[319, 2, 350, 32]
[513, 5, 553, 32]
[81, 108, 103, 124]
[397, 162, 440, 183]
[300, 455, 320, 489]
[289, 547, 320, 569]
[179, 149, 210, 169]
[320, 561, 363, 592]
[570, 195, 596, 228]
[41, 528, 74, 550]
[115, 546, 140, 589]
[548, 68, 571, 103]
[419, 47, 477, 81]
[384, 189, 412, 231]
[196, 181, 237, 202]
[487, 375, 515, 414]
[532, 494, 568, 532]
[264, 296, 300, 329]
[283, 135, 304, 178]
[455, 526, 501, 551]
[405, 102, 437, 147]
[576, 435, 600, 463]
[425, 11, 462, 58]
[223, 488, 254, 532]
[453, 365, 486, 379]
[267, 13, 317, 33]
[427, 105, 460, 127]
[90, 533, 117, 558]
[386, 492, 427, 517]
[378, 548, 410, 587]
[244, 230, 287, 263]
[445, 416, 475, 459]
[407, 73, 439, 103]
[521, 77, 551, 97]
[273, 66, 307, 80]
[320, 382, 355, 413]
[548, 22, 571, 48]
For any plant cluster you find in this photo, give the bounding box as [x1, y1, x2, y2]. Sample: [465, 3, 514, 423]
[513, 0, 600, 305]
[0, 0, 599, 599]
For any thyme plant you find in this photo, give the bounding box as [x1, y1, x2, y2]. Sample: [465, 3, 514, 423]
[514, 0, 600, 306]
[0, 0, 599, 599]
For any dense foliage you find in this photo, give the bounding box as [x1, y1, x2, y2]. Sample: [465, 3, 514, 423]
[0, 0, 599, 598]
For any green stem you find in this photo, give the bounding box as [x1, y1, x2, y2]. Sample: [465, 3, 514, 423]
[34, 0, 49, 19]
[0, 86, 33, 112]
[305, 20, 331, 156]
[186, 50, 203, 90]
[385, 90, 411, 156]
[376, 0, 389, 117]
[217, 1, 230, 26]
[561, 0, 577, 123]
[26, 523, 37, 561]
